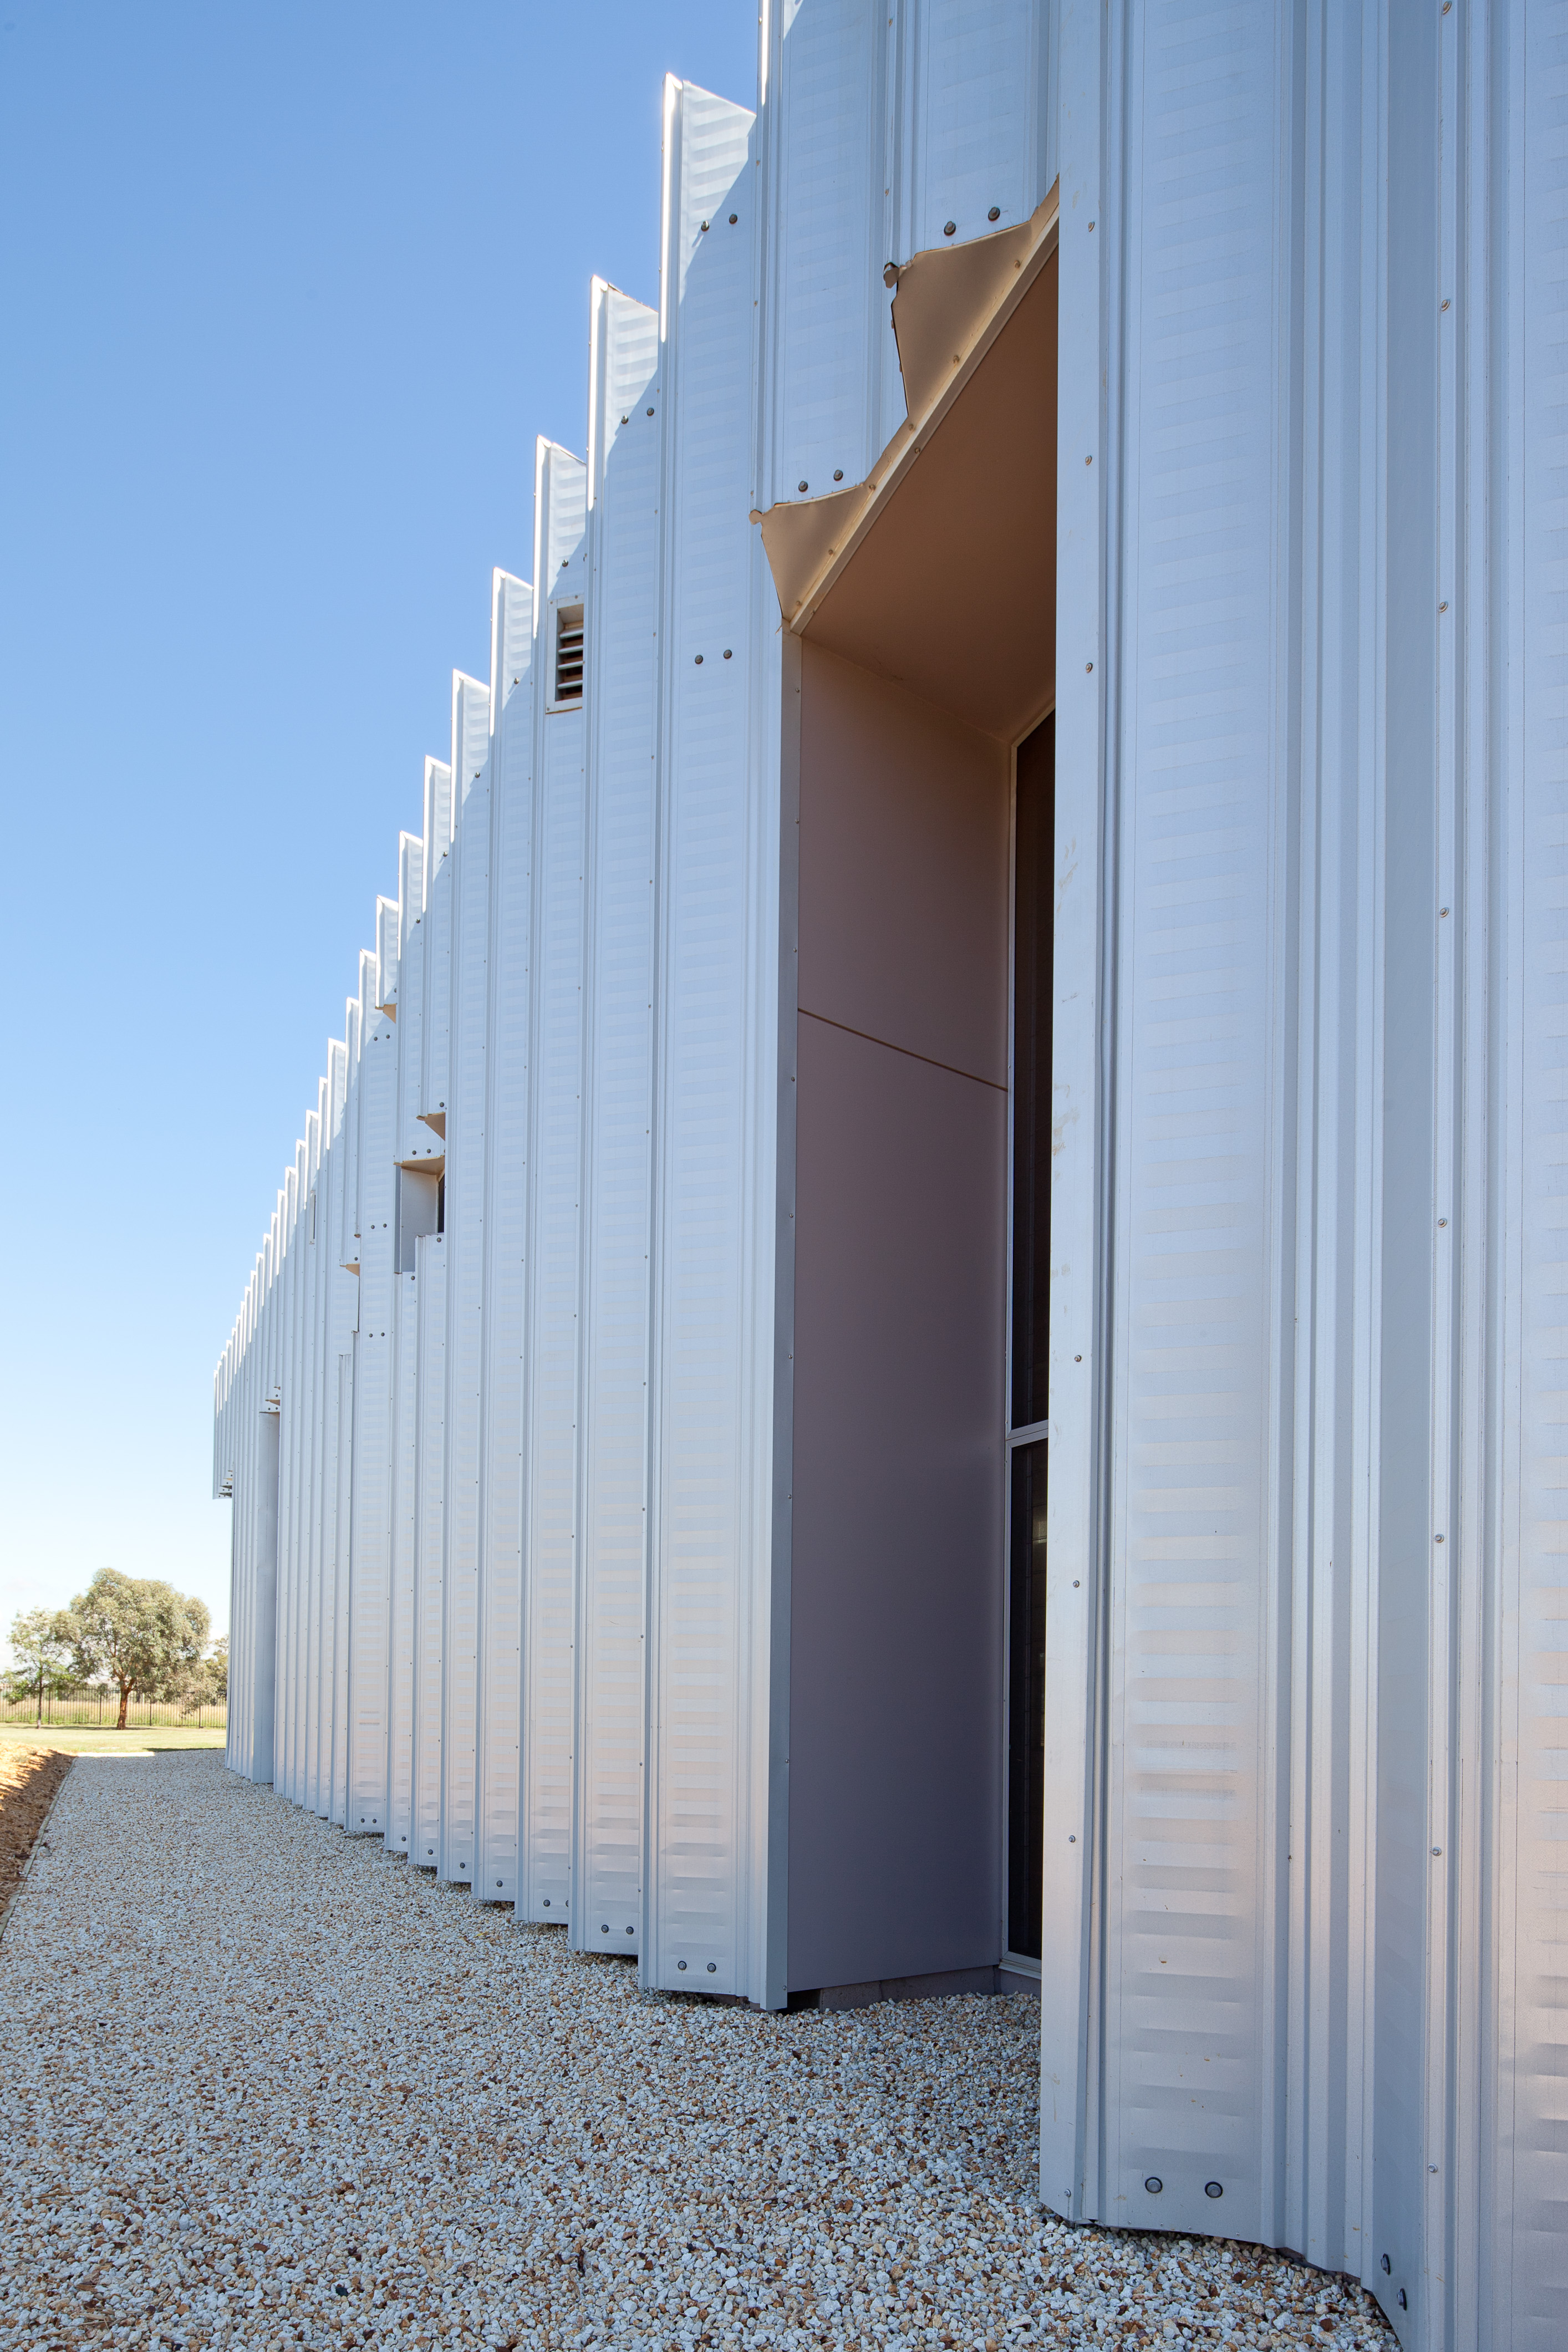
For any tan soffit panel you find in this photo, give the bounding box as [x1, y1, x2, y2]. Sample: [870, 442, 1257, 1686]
[754, 183, 1058, 684]
[793, 246, 1056, 745]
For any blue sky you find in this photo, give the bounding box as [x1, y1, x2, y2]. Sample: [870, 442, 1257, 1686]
[0, 1, 758, 1648]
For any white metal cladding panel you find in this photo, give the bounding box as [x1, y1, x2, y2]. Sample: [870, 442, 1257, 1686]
[574, 284, 660, 1954]
[423, 754, 454, 912]
[400, 828, 425, 940]
[330, 1349, 354, 1826]
[540, 439, 588, 588]
[1096, 6, 1290, 2244]
[385, 1267, 419, 1857]
[439, 694, 492, 1889]
[306, 1112, 327, 1810]
[293, 1148, 318, 1817]
[520, 449, 588, 1923]
[398, 924, 437, 1169]
[411, 1233, 447, 1869]
[421, 760, 455, 1131]
[1504, 5, 1568, 2331]
[376, 894, 399, 1011]
[761, 0, 893, 510]
[303, 1094, 329, 1815]
[1037, 0, 1106, 2224]
[422, 853, 455, 1133]
[271, 1169, 295, 1801]
[895, 0, 1050, 259]
[645, 80, 785, 2007]
[476, 579, 535, 1905]
[340, 1000, 363, 1265]
[346, 1015, 397, 1834]
[312, 1318, 343, 1820]
[280, 1154, 307, 1806]
[315, 1036, 352, 1819]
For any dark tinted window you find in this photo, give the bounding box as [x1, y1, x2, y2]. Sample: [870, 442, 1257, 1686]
[1011, 713, 1055, 1428]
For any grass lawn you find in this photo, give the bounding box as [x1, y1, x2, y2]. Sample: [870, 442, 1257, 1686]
[0, 1726, 227, 1755]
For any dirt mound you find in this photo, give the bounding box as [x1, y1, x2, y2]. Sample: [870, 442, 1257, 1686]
[0, 1746, 71, 1933]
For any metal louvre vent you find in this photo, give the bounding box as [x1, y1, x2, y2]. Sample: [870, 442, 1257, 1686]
[554, 605, 584, 702]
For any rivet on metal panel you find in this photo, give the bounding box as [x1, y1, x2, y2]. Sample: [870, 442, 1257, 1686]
[677, 1959, 687, 1971]
[700, 220, 710, 232]
[1075, 1353, 1083, 1361]
[1439, 1218, 1448, 1227]
[1440, 907, 1450, 917]
[1398, 2292, 1408, 2311]
[1435, 1535, 1445, 1544]
[943, 221, 956, 237]
[1381, 2257, 1391, 2275]
[1068, 1835, 1076, 1842]
[988, 207, 1001, 222]
[728, 213, 737, 224]
[834, 469, 844, 481]
[601, 1923, 609, 1932]
[798, 480, 809, 492]
[1204, 2183, 1224, 2201]
[1086, 455, 1092, 465]
[1088, 221, 1095, 231]
[1439, 600, 1449, 612]
[695, 654, 704, 665]
[1442, 299, 1450, 310]
[707, 1962, 717, 1973]
[1144, 2178, 1163, 2194]
[646, 407, 654, 416]
[1432, 1847, 1443, 1856]
[723, 649, 732, 659]
[1085, 662, 1093, 672]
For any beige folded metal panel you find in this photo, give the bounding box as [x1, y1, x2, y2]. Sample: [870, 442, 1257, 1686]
[571, 281, 660, 1957]
[476, 569, 536, 1904]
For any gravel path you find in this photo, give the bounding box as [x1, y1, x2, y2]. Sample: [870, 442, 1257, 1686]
[0, 1753, 1391, 2352]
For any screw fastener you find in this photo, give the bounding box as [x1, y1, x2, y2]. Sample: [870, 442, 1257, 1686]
[988, 207, 1001, 222]
[943, 220, 956, 236]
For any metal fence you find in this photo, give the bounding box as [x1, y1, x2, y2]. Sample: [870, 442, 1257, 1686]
[0, 1693, 227, 1731]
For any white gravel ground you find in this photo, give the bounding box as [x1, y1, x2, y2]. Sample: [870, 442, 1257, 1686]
[0, 1753, 1392, 2352]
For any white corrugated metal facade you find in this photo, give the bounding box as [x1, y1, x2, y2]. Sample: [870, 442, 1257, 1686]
[212, 7, 1566, 2345]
